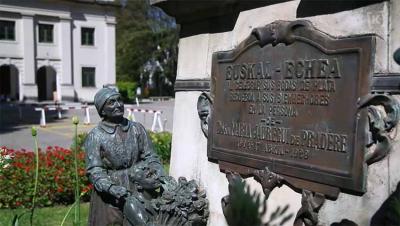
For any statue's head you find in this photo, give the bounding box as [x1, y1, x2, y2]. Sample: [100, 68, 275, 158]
[129, 160, 162, 190]
[94, 88, 124, 120]
[394, 48, 400, 66]
[197, 92, 212, 137]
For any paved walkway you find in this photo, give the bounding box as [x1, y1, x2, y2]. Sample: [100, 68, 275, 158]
[0, 100, 174, 150]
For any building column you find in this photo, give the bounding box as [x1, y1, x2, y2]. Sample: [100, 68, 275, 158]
[21, 14, 35, 84]
[18, 62, 23, 101]
[21, 14, 37, 100]
[105, 15, 116, 86]
[59, 17, 73, 101]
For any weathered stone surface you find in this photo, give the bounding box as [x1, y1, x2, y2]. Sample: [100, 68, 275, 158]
[205, 32, 233, 78]
[177, 35, 210, 80]
[389, 0, 400, 72]
[232, 0, 299, 47]
[170, 92, 203, 179]
[306, 2, 388, 73]
[319, 158, 389, 225]
[170, 91, 229, 226]
[233, 1, 388, 73]
[170, 1, 397, 225]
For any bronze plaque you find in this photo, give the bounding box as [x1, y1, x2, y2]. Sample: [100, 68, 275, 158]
[208, 20, 375, 194]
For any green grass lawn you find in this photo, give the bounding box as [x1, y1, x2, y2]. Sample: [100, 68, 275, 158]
[0, 203, 89, 226]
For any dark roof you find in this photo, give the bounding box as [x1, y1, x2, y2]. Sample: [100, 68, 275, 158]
[65, 0, 121, 7]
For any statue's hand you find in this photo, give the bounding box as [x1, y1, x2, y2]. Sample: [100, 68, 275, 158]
[109, 185, 129, 199]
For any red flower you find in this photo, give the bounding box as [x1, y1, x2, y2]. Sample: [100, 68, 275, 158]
[46, 159, 53, 167]
[78, 168, 86, 176]
[82, 184, 93, 193]
[1, 146, 92, 207]
[24, 166, 32, 173]
[77, 152, 85, 160]
[12, 162, 24, 168]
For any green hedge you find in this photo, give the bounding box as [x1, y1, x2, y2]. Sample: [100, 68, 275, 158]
[148, 131, 172, 165]
[117, 81, 137, 103]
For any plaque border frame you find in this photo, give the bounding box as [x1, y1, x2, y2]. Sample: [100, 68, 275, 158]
[207, 20, 376, 195]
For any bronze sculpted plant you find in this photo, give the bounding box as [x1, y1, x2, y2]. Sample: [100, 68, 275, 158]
[124, 158, 208, 226]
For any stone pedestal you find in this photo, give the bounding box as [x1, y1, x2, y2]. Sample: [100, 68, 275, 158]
[157, 0, 400, 225]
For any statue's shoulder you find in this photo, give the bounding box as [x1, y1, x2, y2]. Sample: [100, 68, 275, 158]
[128, 120, 140, 128]
[128, 120, 146, 134]
[82, 126, 104, 150]
[89, 125, 102, 134]
[85, 125, 103, 140]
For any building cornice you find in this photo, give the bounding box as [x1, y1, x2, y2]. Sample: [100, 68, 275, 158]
[105, 14, 116, 25]
[65, 0, 121, 7]
[0, 55, 23, 59]
[0, 0, 118, 20]
[0, 4, 72, 20]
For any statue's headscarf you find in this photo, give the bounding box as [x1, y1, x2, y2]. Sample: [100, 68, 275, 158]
[94, 88, 119, 116]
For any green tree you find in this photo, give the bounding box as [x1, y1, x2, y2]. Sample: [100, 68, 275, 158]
[116, 0, 178, 96]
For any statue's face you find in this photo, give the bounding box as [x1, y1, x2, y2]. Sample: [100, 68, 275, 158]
[102, 95, 124, 119]
[197, 93, 211, 137]
[130, 165, 161, 190]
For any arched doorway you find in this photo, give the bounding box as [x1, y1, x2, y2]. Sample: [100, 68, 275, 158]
[0, 64, 19, 102]
[37, 66, 57, 101]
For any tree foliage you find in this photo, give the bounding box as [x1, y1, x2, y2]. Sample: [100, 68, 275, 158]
[116, 0, 178, 96]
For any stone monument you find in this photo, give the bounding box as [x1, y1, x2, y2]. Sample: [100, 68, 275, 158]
[153, 0, 400, 225]
[206, 20, 400, 225]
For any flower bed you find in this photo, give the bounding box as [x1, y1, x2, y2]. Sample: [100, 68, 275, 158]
[0, 130, 172, 209]
[0, 146, 91, 209]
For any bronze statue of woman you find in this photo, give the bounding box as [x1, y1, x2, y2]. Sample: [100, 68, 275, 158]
[84, 88, 164, 226]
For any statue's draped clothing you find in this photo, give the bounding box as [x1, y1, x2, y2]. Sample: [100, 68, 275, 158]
[84, 118, 161, 226]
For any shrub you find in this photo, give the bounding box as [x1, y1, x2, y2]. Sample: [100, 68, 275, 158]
[76, 131, 172, 165]
[117, 81, 137, 103]
[0, 130, 172, 209]
[148, 131, 172, 165]
[0, 146, 92, 209]
[71, 132, 88, 152]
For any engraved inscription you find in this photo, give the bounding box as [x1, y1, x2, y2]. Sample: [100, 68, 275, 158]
[283, 58, 341, 79]
[216, 121, 348, 154]
[209, 21, 374, 194]
[225, 58, 341, 81]
[215, 56, 349, 161]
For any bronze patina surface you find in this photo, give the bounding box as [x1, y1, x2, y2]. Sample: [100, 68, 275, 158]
[85, 88, 209, 226]
[208, 20, 375, 194]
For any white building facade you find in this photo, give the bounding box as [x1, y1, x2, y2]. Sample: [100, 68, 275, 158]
[0, 0, 117, 102]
